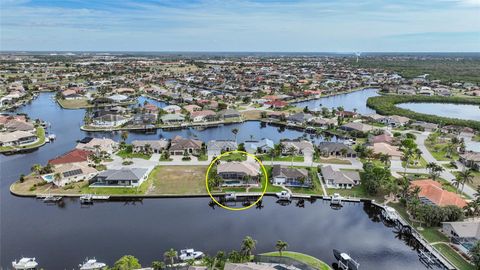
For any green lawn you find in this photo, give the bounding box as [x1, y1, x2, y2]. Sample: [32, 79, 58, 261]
[0, 127, 46, 152]
[57, 98, 91, 109]
[402, 156, 428, 169]
[116, 149, 151, 160]
[326, 184, 385, 202]
[315, 157, 351, 164]
[261, 251, 331, 270]
[273, 156, 304, 162]
[433, 243, 474, 270]
[220, 152, 248, 161]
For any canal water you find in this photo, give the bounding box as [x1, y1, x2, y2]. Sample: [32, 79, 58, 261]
[1, 90, 442, 270]
[293, 88, 379, 114]
[397, 102, 480, 121]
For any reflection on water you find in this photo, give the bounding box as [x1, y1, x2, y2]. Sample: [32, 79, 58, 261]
[1, 91, 440, 270]
[398, 102, 480, 121]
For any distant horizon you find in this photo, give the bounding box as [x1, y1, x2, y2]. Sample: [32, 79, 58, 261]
[2, 50, 480, 54]
[1, 0, 479, 52]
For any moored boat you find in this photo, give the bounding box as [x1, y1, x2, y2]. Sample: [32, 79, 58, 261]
[275, 190, 291, 201]
[79, 258, 107, 270]
[179, 249, 204, 261]
[333, 249, 359, 270]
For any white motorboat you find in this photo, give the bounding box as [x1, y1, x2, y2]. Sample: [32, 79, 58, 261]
[382, 206, 398, 221]
[330, 193, 343, 205]
[79, 258, 107, 270]
[80, 194, 94, 204]
[225, 192, 237, 201]
[12, 257, 38, 270]
[43, 195, 62, 203]
[179, 249, 204, 261]
[275, 190, 292, 201]
[333, 249, 359, 270]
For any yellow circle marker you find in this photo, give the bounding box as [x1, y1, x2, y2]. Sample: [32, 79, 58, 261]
[205, 150, 268, 211]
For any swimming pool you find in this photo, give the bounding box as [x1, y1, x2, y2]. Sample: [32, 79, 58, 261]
[42, 174, 54, 183]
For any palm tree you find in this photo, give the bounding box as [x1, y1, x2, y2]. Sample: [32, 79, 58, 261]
[164, 248, 178, 267]
[426, 162, 444, 181]
[54, 172, 62, 184]
[287, 146, 297, 166]
[379, 153, 391, 167]
[151, 261, 165, 270]
[241, 236, 257, 259]
[275, 240, 288, 256]
[268, 148, 275, 166]
[458, 169, 474, 194]
[231, 128, 239, 143]
[31, 164, 42, 175]
[121, 130, 129, 142]
[452, 176, 463, 193]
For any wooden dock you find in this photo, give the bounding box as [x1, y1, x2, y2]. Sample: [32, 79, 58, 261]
[372, 202, 456, 270]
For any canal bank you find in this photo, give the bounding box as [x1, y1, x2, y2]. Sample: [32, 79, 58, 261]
[0, 89, 446, 270]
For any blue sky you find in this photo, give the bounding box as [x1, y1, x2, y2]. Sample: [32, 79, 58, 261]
[1, 0, 479, 52]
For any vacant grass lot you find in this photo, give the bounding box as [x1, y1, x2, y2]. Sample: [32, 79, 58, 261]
[57, 98, 91, 109]
[261, 251, 331, 270]
[147, 166, 207, 195]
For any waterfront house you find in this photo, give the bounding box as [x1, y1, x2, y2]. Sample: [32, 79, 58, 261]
[218, 109, 241, 119]
[4, 119, 35, 132]
[459, 151, 480, 170]
[48, 149, 93, 165]
[271, 165, 311, 187]
[287, 113, 313, 124]
[217, 161, 260, 186]
[317, 142, 356, 158]
[107, 94, 129, 103]
[163, 105, 182, 114]
[340, 122, 374, 133]
[0, 130, 37, 147]
[280, 140, 314, 157]
[190, 110, 217, 122]
[169, 136, 203, 156]
[265, 100, 288, 109]
[411, 121, 438, 132]
[207, 140, 238, 156]
[91, 167, 151, 187]
[183, 104, 201, 113]
[321, 165, 360, 189]
[51, 161, 98, 187]
[244, 138, 274, 154]
[92, 114, 130, 127]
[442, 221, 480, 249]
[132, 139, 169, 154]
[307, 117, 336, 129]
[61, 89, 84, 100]
[410, 179, 467, 208]
[161, 114, 185, 124]
[379, 115, 410, 127]
[76, 137, 119, 155]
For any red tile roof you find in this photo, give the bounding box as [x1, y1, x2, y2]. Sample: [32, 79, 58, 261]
[411, 179, 467, 208]
[48, 149, 93, 165]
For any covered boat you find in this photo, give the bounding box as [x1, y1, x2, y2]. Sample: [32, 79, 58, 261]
[12, 257, 38, 270]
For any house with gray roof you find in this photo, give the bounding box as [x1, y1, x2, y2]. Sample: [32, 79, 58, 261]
[271, 165, 311, 187]
[161, 114, 185, 124]
[132, 139, 169, 154]
[207, 140, 238, 156]
[244, 138, 274, 154]
[217, 161, 260, 186]
[317, 142, 356, 158]
[280, 140, 314, 156]
[320, 165, 360, 189]
[442, 221, 480, 250]
[218, 109, 241, 119]
[91, 167, 151, 187]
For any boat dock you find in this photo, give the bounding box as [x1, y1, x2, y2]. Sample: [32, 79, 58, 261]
[372, 202, 456, 270]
